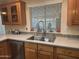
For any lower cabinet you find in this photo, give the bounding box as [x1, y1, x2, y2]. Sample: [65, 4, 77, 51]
[0, 41, 11, 59]
[24, 43, 53, 59]
[38, 51, 53, 59]
[25, 48, 37, 59]
[57, 55, 79, 59]
[38, 44, 53, 59]
[24, 42, 79, 59]
[56, 47, 79, 59]
[25, 43, 37, 59]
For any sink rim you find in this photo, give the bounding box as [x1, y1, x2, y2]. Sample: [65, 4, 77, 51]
[28, 36, 56, 43]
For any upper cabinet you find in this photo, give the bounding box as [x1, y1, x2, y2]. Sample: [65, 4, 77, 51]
[67, 0, 79, 26]
[0, 1, 26, 25]
[1, 6, 10, 25]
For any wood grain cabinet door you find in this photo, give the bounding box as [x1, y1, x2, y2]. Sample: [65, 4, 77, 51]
[25, 48, 37, 59]
[67, 0, 76, 26]
[1, 6, 11, 25]
[0, 42, 11, 59]
[38, 51, 53, 59]
[68, 0, 79, 25]
[0, 1, 26, 25]
[9, 1, 26, 25]
[57, 55, 79, 59]
[74, 0, 79, 25]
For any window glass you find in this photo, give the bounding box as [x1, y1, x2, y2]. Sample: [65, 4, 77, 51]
[30, 3, 62, 32]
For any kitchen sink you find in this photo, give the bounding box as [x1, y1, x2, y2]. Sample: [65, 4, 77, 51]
[28, 36, 56, 43]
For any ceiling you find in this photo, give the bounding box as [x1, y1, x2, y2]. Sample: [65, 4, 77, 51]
[0, 0, 53, 4]
[0, 0, 15, 4]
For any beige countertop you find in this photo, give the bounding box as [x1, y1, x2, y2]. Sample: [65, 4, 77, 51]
[54, 37, 79, 49]
[0, 34, 79, 49]
[26, 36, 79, 49]
[0, 34, 33, 41]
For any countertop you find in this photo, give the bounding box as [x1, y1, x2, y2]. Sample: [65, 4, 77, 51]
[0, 34, 79, 49]
[0, 34, 33, 41]
[26, 36, 79, 49]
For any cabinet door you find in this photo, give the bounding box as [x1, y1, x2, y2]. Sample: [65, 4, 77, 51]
[10, 2, 26, 25]
[57, 55, 79, 59]
[38, 51, 53, 59]
[0, 42, 11, 59]
[10, 4, 20, 25]
[25, 48, 37, 59]
[67, 0, 76, 26]
[73, 0, 79, 25]
[1, 7, 10, 25]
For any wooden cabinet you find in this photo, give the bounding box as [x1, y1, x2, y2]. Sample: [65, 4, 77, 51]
[38, 44, 53, 59]
[25, 43, 37, 59]
[57, 55, 78, 59]
[0, 1, 26, 25]
[24, 43, 79, 59]
[0, 6, 10, 25]
[25, 48, 37, 59]
[38, 51, 53, 59]
[67, 0, 79, 26]
[56, 47, 79, 59]
[24, 43, 53, 59]
[0, 41, 11, 59]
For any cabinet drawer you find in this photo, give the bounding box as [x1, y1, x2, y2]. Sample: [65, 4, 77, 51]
[57, 54, 79, 59]
[25, 43, 37, 49]
[56, 48, 79, 57]
[38, 51, 52, 55]
[38, 44, 53, 52]
[38, 51, 53, 59]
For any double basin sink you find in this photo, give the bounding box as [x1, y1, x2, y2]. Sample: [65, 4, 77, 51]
[28, 35, 56, 43]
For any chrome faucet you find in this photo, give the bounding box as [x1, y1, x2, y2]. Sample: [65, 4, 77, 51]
[36, 21, 46, 40]
[36, 21, 45, 33]
[36, 20, 56, 41]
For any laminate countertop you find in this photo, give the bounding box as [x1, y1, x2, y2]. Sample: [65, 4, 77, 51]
[0, 34, 79, 49]
[0, 34, 33, 41]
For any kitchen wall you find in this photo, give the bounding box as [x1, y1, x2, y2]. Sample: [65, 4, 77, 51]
[61, 0, 79, 35]
[0, 12, 5, 34]
[5, 0, 79, 35]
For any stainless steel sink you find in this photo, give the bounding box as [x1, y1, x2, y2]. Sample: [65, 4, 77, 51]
[28, 36, 56, 43]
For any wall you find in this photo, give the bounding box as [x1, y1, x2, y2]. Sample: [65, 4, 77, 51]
[61, 0, 79, 35]
[0, 12, 5, 34]
[5, 0, 79, 35]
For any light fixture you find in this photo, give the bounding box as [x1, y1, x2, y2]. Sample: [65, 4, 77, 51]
[1, 12, 7, 15]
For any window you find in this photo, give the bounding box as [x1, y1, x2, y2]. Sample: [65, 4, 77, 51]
[30, 3, 62, 32]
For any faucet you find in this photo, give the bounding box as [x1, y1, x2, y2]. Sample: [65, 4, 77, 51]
[37, 21, 56, 41]
[36, 21, 46, 40]
[36, 21, 45, 32]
